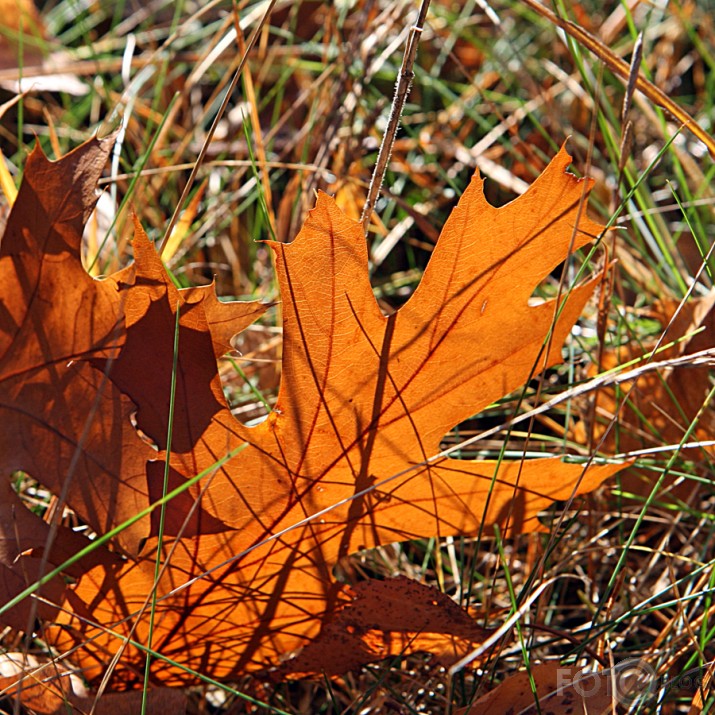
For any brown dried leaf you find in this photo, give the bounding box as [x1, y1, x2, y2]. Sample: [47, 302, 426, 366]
[456, 661, 647, 715]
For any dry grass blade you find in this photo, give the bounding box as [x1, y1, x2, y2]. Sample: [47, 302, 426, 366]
[520, 0, 715, 158]
[157, 0, 279, 255]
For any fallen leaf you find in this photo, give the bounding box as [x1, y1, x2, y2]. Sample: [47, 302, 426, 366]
[576, 293, 715, 498]
[1, 137, 626, 686]
[456, 661, 649, 715]
[277, 576, 492, 676]
[0, 138, 265, 612]
[0, 673, 186, 715]
[0, 479, 117, 631]
[455, 662, 577, 714]
[0, 135, 153, 586]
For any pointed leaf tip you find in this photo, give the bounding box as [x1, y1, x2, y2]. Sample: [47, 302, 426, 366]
[2, 134, 115, 259]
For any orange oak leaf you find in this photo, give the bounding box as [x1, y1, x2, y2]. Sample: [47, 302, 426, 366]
[0, 139, 265, 621]
[27, 143, 627, 685]
[0, 136, 154, 561]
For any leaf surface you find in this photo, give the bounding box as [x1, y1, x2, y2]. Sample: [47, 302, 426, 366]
[0, 139, 264, 625]
[1, 138, 625, 685]
[456, 662, 622, 715]
[0, 137, 154, 561]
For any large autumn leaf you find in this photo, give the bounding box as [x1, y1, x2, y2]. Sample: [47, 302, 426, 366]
[1, 136, 625, 686]
[0, 139, 264, 623]
[0, 136, 152, 552]
[49, 144, 624, 685]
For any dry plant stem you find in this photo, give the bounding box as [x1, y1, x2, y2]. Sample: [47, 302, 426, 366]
[617, 31, 642, 177]
[233, 3, 277, 239]
[360, 0, 431, 236]
[157, 0, 279, 256]
[448, 575, 581, 674]
[97, 160, 337, 185]
[520, 0, 715, 159]
[621, 31, 643, 125]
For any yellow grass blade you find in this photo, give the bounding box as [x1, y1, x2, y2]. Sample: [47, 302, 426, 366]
[162, 180, 207, 263]
[0, 149, 17, 206]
